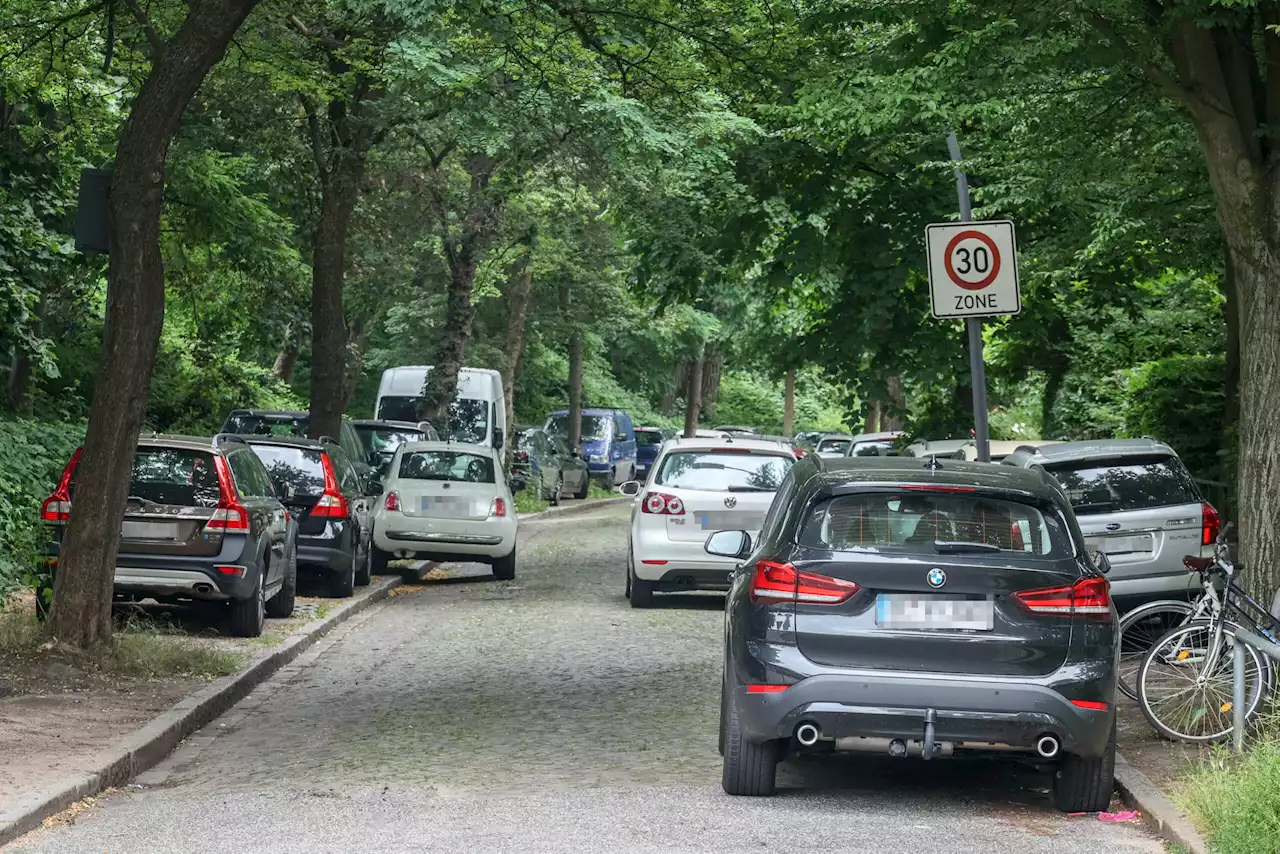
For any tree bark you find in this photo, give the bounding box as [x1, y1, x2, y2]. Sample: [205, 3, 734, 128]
[863, 399, 881, 434]
[700, 349, 722, 421]
[881, 376, 906, 432]
[568, 331, 584, 449]
[273, 325, 300, 382]
[783, 368, 796, 437]
[49, 0, 261, 649]
[501, 256, 533, 457]
[683, 351, 704, 438]
[1222, 248, 1240, 487]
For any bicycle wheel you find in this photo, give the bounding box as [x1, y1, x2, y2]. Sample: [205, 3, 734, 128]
[1117, 600, 1195, 701]
[1136, 620, 1270, 743]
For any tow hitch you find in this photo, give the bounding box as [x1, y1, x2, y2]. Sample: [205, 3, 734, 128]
[921, 708, 940, 760]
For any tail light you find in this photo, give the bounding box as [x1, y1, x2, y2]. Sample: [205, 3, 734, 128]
[750, 560, 859, 605]
[1201, 501, 1221, 546]
[310, 454, 350, 518]
[489, 497, 507, 518]
[384, 491, 400, 512]
[40, 449, 82, 522]
[1014, 576, 1111, 618]
[641, 492, 684, 515]
[207, 456, 250, 531]
[792, 446, 807, 459]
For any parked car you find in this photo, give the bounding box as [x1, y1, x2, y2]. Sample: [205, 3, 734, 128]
[221, 410, 374, 480]
[511, 427, 590, 503]
[709, 454, 1117, 812]
[619, 435, 796, 607]
[1002, 439, 1215, 604]
[375, 365, 506, 449]
[634, 427, 673, 480]
[39, 434, 297, 637]
[371, 441, 519, 580]
[844, 431, 905, 457]
[904, 438, 970, 459]
[793, 431, 824, 449]
[957, 439, 1051, 462]
[238, 435, 378, 598]
[813, 433, 854, 457]
[713, 425, 761, 436]
[352, 419, 439, 475]
[545, 408, 637, 489]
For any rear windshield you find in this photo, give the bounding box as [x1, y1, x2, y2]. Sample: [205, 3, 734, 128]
[248, 445, 326, 495]
[225, 413, 306, 437]
[399, 451, 495, 483]
[548, 414, 612, 440]
[798, 491, 1070, 558]
[851, 440, 898, 457]
[655, 451, 792, 492]
[356, 426, 424, 454]
[1043, 455, 1199, 513]
[128, 448, 221, 507]
[635, 430, 664, 446]
[817, 439, 851, 454]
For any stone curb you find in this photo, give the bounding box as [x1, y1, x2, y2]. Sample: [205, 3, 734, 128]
[519, 496, 631, 521]
[0, 575, 402, 848]
[1114, 752, 1208, 854]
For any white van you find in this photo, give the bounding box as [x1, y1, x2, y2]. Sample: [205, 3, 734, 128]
[375, 366, 507, 450]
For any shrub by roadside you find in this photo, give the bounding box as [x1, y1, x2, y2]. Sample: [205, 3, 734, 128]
[1177, 729, 1280, 854]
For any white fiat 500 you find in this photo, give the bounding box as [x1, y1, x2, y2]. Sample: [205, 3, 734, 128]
[371, 441, 519, 580]
[620, 436, 795, 607]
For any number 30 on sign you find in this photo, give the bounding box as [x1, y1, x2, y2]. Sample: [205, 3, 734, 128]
[925, 220, 1021, 319]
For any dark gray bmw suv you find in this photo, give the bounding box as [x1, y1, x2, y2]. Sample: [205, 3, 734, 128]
[710, 455, 1118, 812]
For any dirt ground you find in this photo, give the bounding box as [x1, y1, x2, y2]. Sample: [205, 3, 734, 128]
[1116, 693, 1209, 794]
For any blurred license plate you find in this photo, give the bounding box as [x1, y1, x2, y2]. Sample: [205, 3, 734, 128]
[121, 521, 178, 539]
[876, 595, 993, 631]
[695, 511, 759, 530]
[421, 496, 471, 513]
[1085, 534, 1153, 555]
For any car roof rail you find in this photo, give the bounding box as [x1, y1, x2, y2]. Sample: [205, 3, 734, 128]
[1012, 444, 1043, 455]
[318, 434, 338, 445]
[212, 433, 249, 447]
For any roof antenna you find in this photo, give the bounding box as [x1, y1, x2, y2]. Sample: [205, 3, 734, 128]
[924, 455, 942, 471]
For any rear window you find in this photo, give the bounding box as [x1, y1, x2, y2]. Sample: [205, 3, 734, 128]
[129, 448, 220, 507]
[225, 413, 306, 437]
[654, 451, 792, 492]
[818, 439, 851, 454]
[636, 430, 664, 447]
[851, 440, 898, 457]
[798, 491, 1070, 558]
[248, 445, 326, 495]
[357, 426, 425, 454]
[399, 451, 495, 483]
[1043, 455, 1199, 513]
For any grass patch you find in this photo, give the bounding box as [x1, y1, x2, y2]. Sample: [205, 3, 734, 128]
[1176, 723, 1280, 854]
[588, 482, 616, 499]
[515, 490, 549, 515]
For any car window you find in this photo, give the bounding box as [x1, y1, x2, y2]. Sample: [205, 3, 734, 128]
[551, 436, 572, 458]
[227, 449, 269, 498]
[327, 447, 360, 493]
[1042, 454, 1200, 513]
[340, 422, 364, 461]
[758, 468, 797, 542]
[654, 451, 792, 492]
[817, 438, 852, 454]
[360, 426, 425, 454]
[798, 491, 1069, 558]
[127, 448, 221, 507]
[249, 445, 327, 496]
[851, 441, 897, 457]
[225, 413, 306, 437]
[547, 414, 612, 440]
[399, 451, 495, 483]
[635, 431, 663, 447]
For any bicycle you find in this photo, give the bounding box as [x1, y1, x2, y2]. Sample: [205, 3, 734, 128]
[1133, 523, 1280, 742]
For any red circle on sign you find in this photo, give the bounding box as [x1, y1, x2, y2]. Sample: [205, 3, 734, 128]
[943, 230, 1001, 291]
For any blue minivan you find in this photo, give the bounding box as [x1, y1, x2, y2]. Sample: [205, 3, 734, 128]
[545, 408, 637, 488]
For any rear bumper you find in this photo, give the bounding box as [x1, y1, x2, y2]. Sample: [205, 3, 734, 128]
[631, 523, 738, 583]
[45, 536, 258, 601]
[1108, 569, 1199, 602]
[296, 522, 354, 575]
[372, 510, 515, 560]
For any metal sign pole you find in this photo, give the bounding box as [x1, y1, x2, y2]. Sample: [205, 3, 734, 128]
[946, 133, 990, 463]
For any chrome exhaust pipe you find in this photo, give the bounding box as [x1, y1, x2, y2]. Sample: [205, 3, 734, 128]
[1035, 735, 1060, 759]
[795, 723, 821, 746]
[194, 583, 213, 595]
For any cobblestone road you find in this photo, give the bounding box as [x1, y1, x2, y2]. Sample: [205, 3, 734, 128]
[9, 506, 1162, 853]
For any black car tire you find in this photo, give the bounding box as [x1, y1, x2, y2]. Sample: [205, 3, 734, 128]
[1051, 718, 1116, 813]
[628, 561, 654, 608]
[718, 674, 728, 757]
[372, 545, 390, 575]
[721, 671, 779, 796]
[227, 569, 266, 638]
[330, 554, 356, 598]
[354, 542, 372, 587]
[550, 476, 563, 507]
[574, 473, 589, 500]
[265, 547, 297, 618]
[493, 548, 516, 581]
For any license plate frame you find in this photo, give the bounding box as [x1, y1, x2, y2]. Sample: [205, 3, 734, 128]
[120, 520, 180, 540]
[875, 594, 994, 631]
[1085, 533, 1154, 555]
[693, 510, 760, 531]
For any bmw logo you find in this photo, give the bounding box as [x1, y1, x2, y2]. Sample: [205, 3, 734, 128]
[927, 568, 946, 588]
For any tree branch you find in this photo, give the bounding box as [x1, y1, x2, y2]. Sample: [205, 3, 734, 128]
[299, 94, 328, 174]
[122, 0, 165, 56]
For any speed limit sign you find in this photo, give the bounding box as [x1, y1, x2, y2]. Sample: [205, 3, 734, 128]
[925, 220, 1021, 318]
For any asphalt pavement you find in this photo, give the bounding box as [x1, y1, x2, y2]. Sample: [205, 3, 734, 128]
[6, 505, 1162, 853]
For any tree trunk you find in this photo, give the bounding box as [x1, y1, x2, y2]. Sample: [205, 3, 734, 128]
[683, 351, 704, 438]
[863, 399, 881, 434]
[1222, 248, 1240, 498]
[881, 376, 906, 432]
[501, 257, 533, 457]
[273, 325, 300, 382]
[783, 368, 796, 436]
[308, 166, 362, 440]
[700, 350, 722, 421]
[49, 0, 260, 649]
[341, 316, 370, 412]
[7, 349, 32, 414]
[567, 331, 584, 450]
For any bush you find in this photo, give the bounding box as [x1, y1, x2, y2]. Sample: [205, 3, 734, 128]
[1178, 735, 1280, 854]
[1124, 354, 1227, 481]
[0, 419, 85, 599]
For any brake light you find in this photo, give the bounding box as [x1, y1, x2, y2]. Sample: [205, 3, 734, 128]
[899, 484, 976, 493]
[750, 560, 859, 605]
[1071, 699, 1109, 711]
[1014, 576, 1111, 618]
[384, 491, 400, 512]
[310, 454, 349, 518]
[40, 448, 82, 522]
[746, 684, 789, 694]
[490, 497, 507, 518]
[792, 446, 807, 459]
[207, 456, 251, 531]
[216, 565, 247, 578]
[1201, 501, 1221, 546]
[641, 492, 685, 515]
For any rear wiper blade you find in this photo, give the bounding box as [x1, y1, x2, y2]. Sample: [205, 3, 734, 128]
[933, 541, 1002, 554]
[126, 495, 159, 506]
[727, 486, 773, 492]
[1072, 502, 1119, 513]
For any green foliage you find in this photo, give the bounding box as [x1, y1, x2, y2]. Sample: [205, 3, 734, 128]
[1178, 736, 1280, 854]
[715, 371, 849, 434]
[1124, 355, 1226, 481]
[0, 419, 84, 597]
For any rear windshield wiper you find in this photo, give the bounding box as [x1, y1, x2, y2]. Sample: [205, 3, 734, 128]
[1071, 502, 1119, 513]
[126, 495, 160, 507]
[727, 485, 773, 492]
[933, 541, 1002, 554]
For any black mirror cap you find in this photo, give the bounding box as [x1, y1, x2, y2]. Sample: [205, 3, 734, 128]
[705, 530, 751, 559]
[1088, 549, 1112, 575]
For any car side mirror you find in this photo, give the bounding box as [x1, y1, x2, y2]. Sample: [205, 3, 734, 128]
[272, 480, 296, 500]
[367, 451, 381, 467]
[619, 480, 641, 497]
[706, 530, 752, 559]
[494, 426, 504, 451]
[1088, 549, 1112, 575]
[365, 477, 383, 496]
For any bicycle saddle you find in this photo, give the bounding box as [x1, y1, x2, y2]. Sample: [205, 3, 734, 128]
[1183, 555, 1215, 571]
